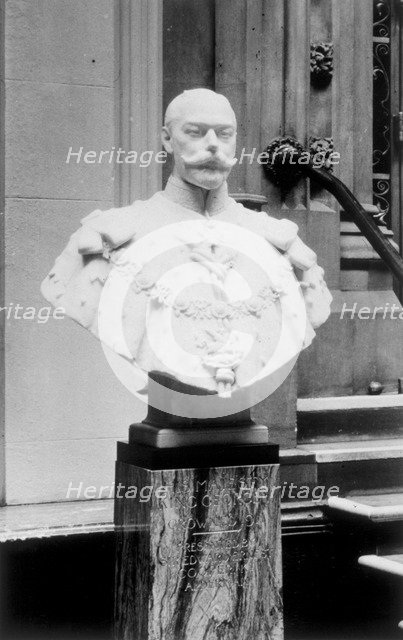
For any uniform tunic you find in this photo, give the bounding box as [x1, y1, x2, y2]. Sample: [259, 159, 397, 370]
[41, 175, 332, 395]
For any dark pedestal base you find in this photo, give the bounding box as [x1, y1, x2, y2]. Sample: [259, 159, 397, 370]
[117, 439, 279, 470]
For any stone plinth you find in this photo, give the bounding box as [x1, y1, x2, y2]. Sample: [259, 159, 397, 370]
[114, 451, 283, 640]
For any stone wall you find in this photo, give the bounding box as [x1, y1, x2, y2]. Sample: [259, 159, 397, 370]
[3, 0, 146, 504]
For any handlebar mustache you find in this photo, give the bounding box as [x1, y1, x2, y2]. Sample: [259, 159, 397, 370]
[181, 152, 237, 170]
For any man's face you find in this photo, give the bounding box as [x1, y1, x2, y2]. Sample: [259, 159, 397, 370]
[162, 100, 237, 190]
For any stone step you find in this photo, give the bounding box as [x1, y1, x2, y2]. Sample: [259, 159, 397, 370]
[297, 395, 403, 443]
[0, 499, 114, 542]
[358, 554, 403, 631]
[358, 554, 403, 578]
[297, 440, 403, 497]
[327, 492, 403, 523]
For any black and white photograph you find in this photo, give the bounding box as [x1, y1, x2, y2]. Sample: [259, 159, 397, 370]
[0, 1, 402, 639]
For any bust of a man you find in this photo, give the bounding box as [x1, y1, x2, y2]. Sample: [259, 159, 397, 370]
[42, 88, 331, 404]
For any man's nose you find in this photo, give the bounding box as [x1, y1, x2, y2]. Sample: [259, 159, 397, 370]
[205, 129, 218, 151]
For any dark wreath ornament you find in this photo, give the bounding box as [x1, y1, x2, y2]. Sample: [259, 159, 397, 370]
[263, 136, 306, 193]
[310, 42, 334, 87]
[309, 136, 335, 172]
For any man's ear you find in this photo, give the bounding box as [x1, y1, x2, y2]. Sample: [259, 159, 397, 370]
[161, 126, 173, 154]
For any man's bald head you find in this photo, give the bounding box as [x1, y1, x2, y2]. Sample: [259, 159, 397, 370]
[161, 88, 237, 191]
[164, 89, 237, 130]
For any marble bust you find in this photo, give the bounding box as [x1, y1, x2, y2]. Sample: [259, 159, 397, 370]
[41, 89, 332, 402]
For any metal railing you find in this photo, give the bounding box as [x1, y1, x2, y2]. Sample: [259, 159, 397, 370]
[265, 147, 403, 284]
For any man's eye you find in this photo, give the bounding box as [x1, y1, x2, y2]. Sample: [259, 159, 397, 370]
[218, 130, 233, 139]
[186, 128, 201, 137]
